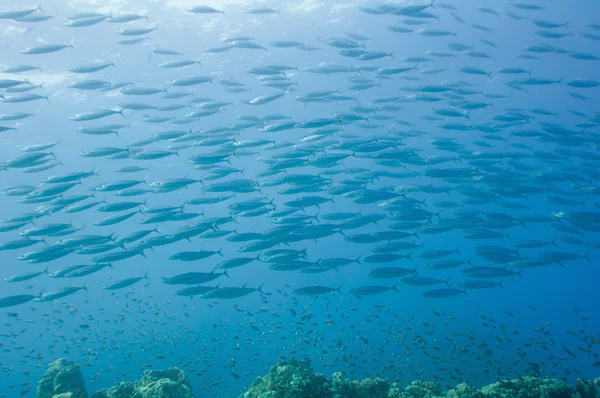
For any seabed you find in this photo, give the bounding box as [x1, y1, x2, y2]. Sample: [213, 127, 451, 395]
[33, 357, 600, 398]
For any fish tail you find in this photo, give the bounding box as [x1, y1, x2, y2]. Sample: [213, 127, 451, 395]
[444, 277, 451, 287]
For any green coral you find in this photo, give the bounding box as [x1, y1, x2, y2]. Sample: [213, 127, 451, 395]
[35, 358, 88, 398]
[480, 376, 571, 398]
[239, 359, 333, 398]
[331, 371, 389, 397]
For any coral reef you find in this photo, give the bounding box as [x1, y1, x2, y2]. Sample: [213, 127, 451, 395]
[388, 380, 442, 398]
[332, 371, 389, 398]
[36, 358, 600, 398]
[36, 359, 193, 398]
[90, 367, 194, 398]
[479, 376, 572, 398]
[35, 358, 88, 398]
[240, 359, 333, 398]
[239, 360, 600, 398]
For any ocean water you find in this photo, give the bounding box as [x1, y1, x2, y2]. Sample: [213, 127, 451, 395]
[0, 0, 599, 396]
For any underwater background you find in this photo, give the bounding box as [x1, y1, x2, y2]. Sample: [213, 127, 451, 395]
[0, 0, 599, 396]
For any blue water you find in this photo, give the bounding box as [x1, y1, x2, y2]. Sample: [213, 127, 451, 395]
[0, 0, 599, 396]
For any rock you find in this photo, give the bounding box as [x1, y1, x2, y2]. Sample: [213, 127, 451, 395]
[133, 368, 194, 398]
[35, 358, 87, 398]
[135, 368, 191, 390]
[480, 376, 572, 398]
[445, 383, 483, 398]
[240, 359, 333, 398]
[387, 380, 443, 398]
[90, 368, 193, 398]
[90, 382, 135, 398]
[134, 378, 194, 398]
[574, 378, 600, 398]
[331, 371, 389, 398]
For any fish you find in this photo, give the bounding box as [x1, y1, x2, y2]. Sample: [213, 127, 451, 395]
[21, 42, 75, 55]
[162, 270, 229, 285]
[0, 294, 40, 308]
[293, 285, 342, 296]
[349, 284, 399, 297]
[0, 2, 597, 392]
[198, 284, 263, 299]
[34, 284, 88, 302]
[103, 272, 149, 290]
[5, 268, 48, 283]
[423, 288, 467, 298]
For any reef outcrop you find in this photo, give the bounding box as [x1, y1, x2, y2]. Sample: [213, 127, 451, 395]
[35, 358, 600, 398]
[35, 359, 193, 398]
[35, 358, 88, 398]
[238, 359, 600, 398]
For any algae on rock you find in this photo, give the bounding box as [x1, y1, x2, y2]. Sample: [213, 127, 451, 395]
[89, 382, 135, 398]
[90, 367, 193, 398]
[133, 367, 194, 398]
[331, 371, 389, 398]
[238, 360, 600, 398]
[388, 380, 443, 398]
[35, 358, 88, 398]
[480, 376, 572, 398]
[240, 359, 333, 398]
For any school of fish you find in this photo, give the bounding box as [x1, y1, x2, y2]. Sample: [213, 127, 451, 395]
[0, 0, 599, 396]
